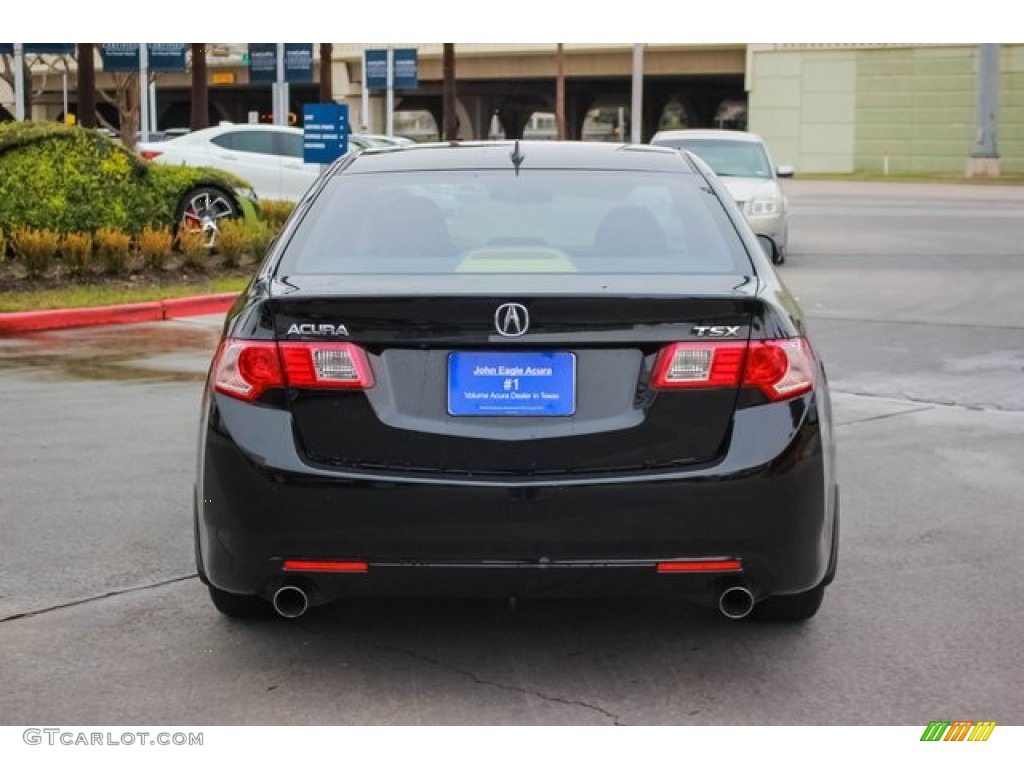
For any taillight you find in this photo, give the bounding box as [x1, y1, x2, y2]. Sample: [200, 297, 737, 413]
[652, 338, 815, 401]
[213, 340, 283, 401]
[744, 338, 815, 401]
[139, 150, 163, 160]
[213, 339, 373, 401]
[651, 342, 745, 389]
[279, 342, 374, 389]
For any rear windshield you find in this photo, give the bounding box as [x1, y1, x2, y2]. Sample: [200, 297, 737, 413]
[653, 139, 773, 179]
[277, 169, 752, 276]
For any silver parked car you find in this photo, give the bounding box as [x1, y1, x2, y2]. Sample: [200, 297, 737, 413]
[650, 129, 792, 264]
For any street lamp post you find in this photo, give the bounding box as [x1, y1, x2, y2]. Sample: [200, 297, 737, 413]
[556, 43, 565, 140]
[630, 44, 644, 143]
[14, 43, 25, 121]
[139, 43, 149, 143]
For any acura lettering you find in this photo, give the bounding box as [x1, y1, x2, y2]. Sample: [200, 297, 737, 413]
[286, 323, 349, 337]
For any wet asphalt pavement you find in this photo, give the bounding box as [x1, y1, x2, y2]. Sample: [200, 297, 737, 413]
[1, 180, 1022, 725]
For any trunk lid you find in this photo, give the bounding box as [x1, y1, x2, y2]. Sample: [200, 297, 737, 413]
[270, 275, 758, 476]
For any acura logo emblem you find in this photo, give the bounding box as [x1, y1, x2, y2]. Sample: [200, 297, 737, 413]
[495, 303, 529, 337]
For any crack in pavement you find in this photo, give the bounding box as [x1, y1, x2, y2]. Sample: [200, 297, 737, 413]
[833, 388, 1022, 413]
[836, 404, 935, 428]
[0, 574, 198, 624]
[364, 639, 627, 725]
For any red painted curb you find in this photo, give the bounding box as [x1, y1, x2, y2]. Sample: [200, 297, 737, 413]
[161, 292, 239, 319]
[0, 292, 239, 334]
[0, 301, 164, 334]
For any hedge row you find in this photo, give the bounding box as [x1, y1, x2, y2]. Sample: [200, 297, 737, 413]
[1, 217, 278, 278]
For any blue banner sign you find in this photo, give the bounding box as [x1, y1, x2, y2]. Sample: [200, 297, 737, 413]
[99, 44, 189, 72]
[248, 43, 277, 83]
[1, 44, 76, 55]
[365, 49, 388, 90]
[448, 352, 577, 417]
[303, 103, 350, 165]
[148, 43, 187, 72]
[285, 43, 313, 83]
[393, 48, 418, 89]
[100, 43, 139, 71]
[365, 48, 418, 91]
[248, 43, 314, 83]
[24, 43, 76, 55]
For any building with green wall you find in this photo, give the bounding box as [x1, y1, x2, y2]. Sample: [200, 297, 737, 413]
[747, 44, 1024, 175]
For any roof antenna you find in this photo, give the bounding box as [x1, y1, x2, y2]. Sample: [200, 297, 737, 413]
[510, 139, 525, 176]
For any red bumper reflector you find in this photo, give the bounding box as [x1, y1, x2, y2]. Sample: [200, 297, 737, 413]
[283, 560, 368, 573]
[657, 560, 743, 573]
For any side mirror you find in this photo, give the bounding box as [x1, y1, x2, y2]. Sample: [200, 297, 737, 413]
[776, 164, 795, 178]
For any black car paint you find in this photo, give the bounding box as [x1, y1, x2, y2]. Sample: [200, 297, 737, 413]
[196, 142, 837, 614]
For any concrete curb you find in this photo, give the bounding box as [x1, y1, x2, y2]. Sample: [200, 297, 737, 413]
[0, 292, 238, 334]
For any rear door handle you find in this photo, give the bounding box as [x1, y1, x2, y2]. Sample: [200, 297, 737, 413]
[217, 153, 238, 160]
[284, 162, 303, 170]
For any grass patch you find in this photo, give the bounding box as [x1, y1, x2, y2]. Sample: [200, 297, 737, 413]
[0, 277, 247, 312]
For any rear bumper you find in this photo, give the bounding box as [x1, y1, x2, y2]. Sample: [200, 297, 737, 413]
[197, 391, 836, 603]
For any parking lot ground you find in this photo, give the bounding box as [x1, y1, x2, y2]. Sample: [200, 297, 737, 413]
[1, 181, 1023, 725]
[0, 387, 1021, 725]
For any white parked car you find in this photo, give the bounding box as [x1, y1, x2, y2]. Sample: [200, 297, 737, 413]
[356, 133, 416, 147]
[138, 124, 383, 202]
[650, 129, 793, 264]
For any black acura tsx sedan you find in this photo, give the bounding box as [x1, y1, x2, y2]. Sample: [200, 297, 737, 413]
[195, 140, 838, 622]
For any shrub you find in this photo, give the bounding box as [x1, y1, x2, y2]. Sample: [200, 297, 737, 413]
[137, 226, 174, 269]
[94, 227, 133, 274]
[61, 232, 94, 276]
[258, 200, 295, 231]
[177, 228, 209, 270]
[0, 122, 253, 234]
[246, 219, 274, 261]
[0, 227, 5, 260]
[10, 226, 60, 277]
[215, 219, 249, 267]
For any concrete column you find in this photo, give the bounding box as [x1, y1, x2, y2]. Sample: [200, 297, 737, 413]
[967, 44, 1000, 177]
[470, 94, 505, 140]
[643, 90, 670, 142]
[567, 85, 598, 141]
[497, 105, 531, 140]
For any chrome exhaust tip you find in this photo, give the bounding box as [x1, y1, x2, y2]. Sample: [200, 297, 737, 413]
[272, 584, 309, 619]
[718, 585, 755, 620]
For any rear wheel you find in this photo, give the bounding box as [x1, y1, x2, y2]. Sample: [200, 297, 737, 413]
[177, 186, 239, 248]
[751, 583, 825, 622]
[207, 585, 271, 618]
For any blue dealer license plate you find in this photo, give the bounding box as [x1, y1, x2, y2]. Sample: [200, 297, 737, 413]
[447, 352, 576, 417]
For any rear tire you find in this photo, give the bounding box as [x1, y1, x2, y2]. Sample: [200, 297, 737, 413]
[751, 584, 825, 622]
[207, 585, 271, 618]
